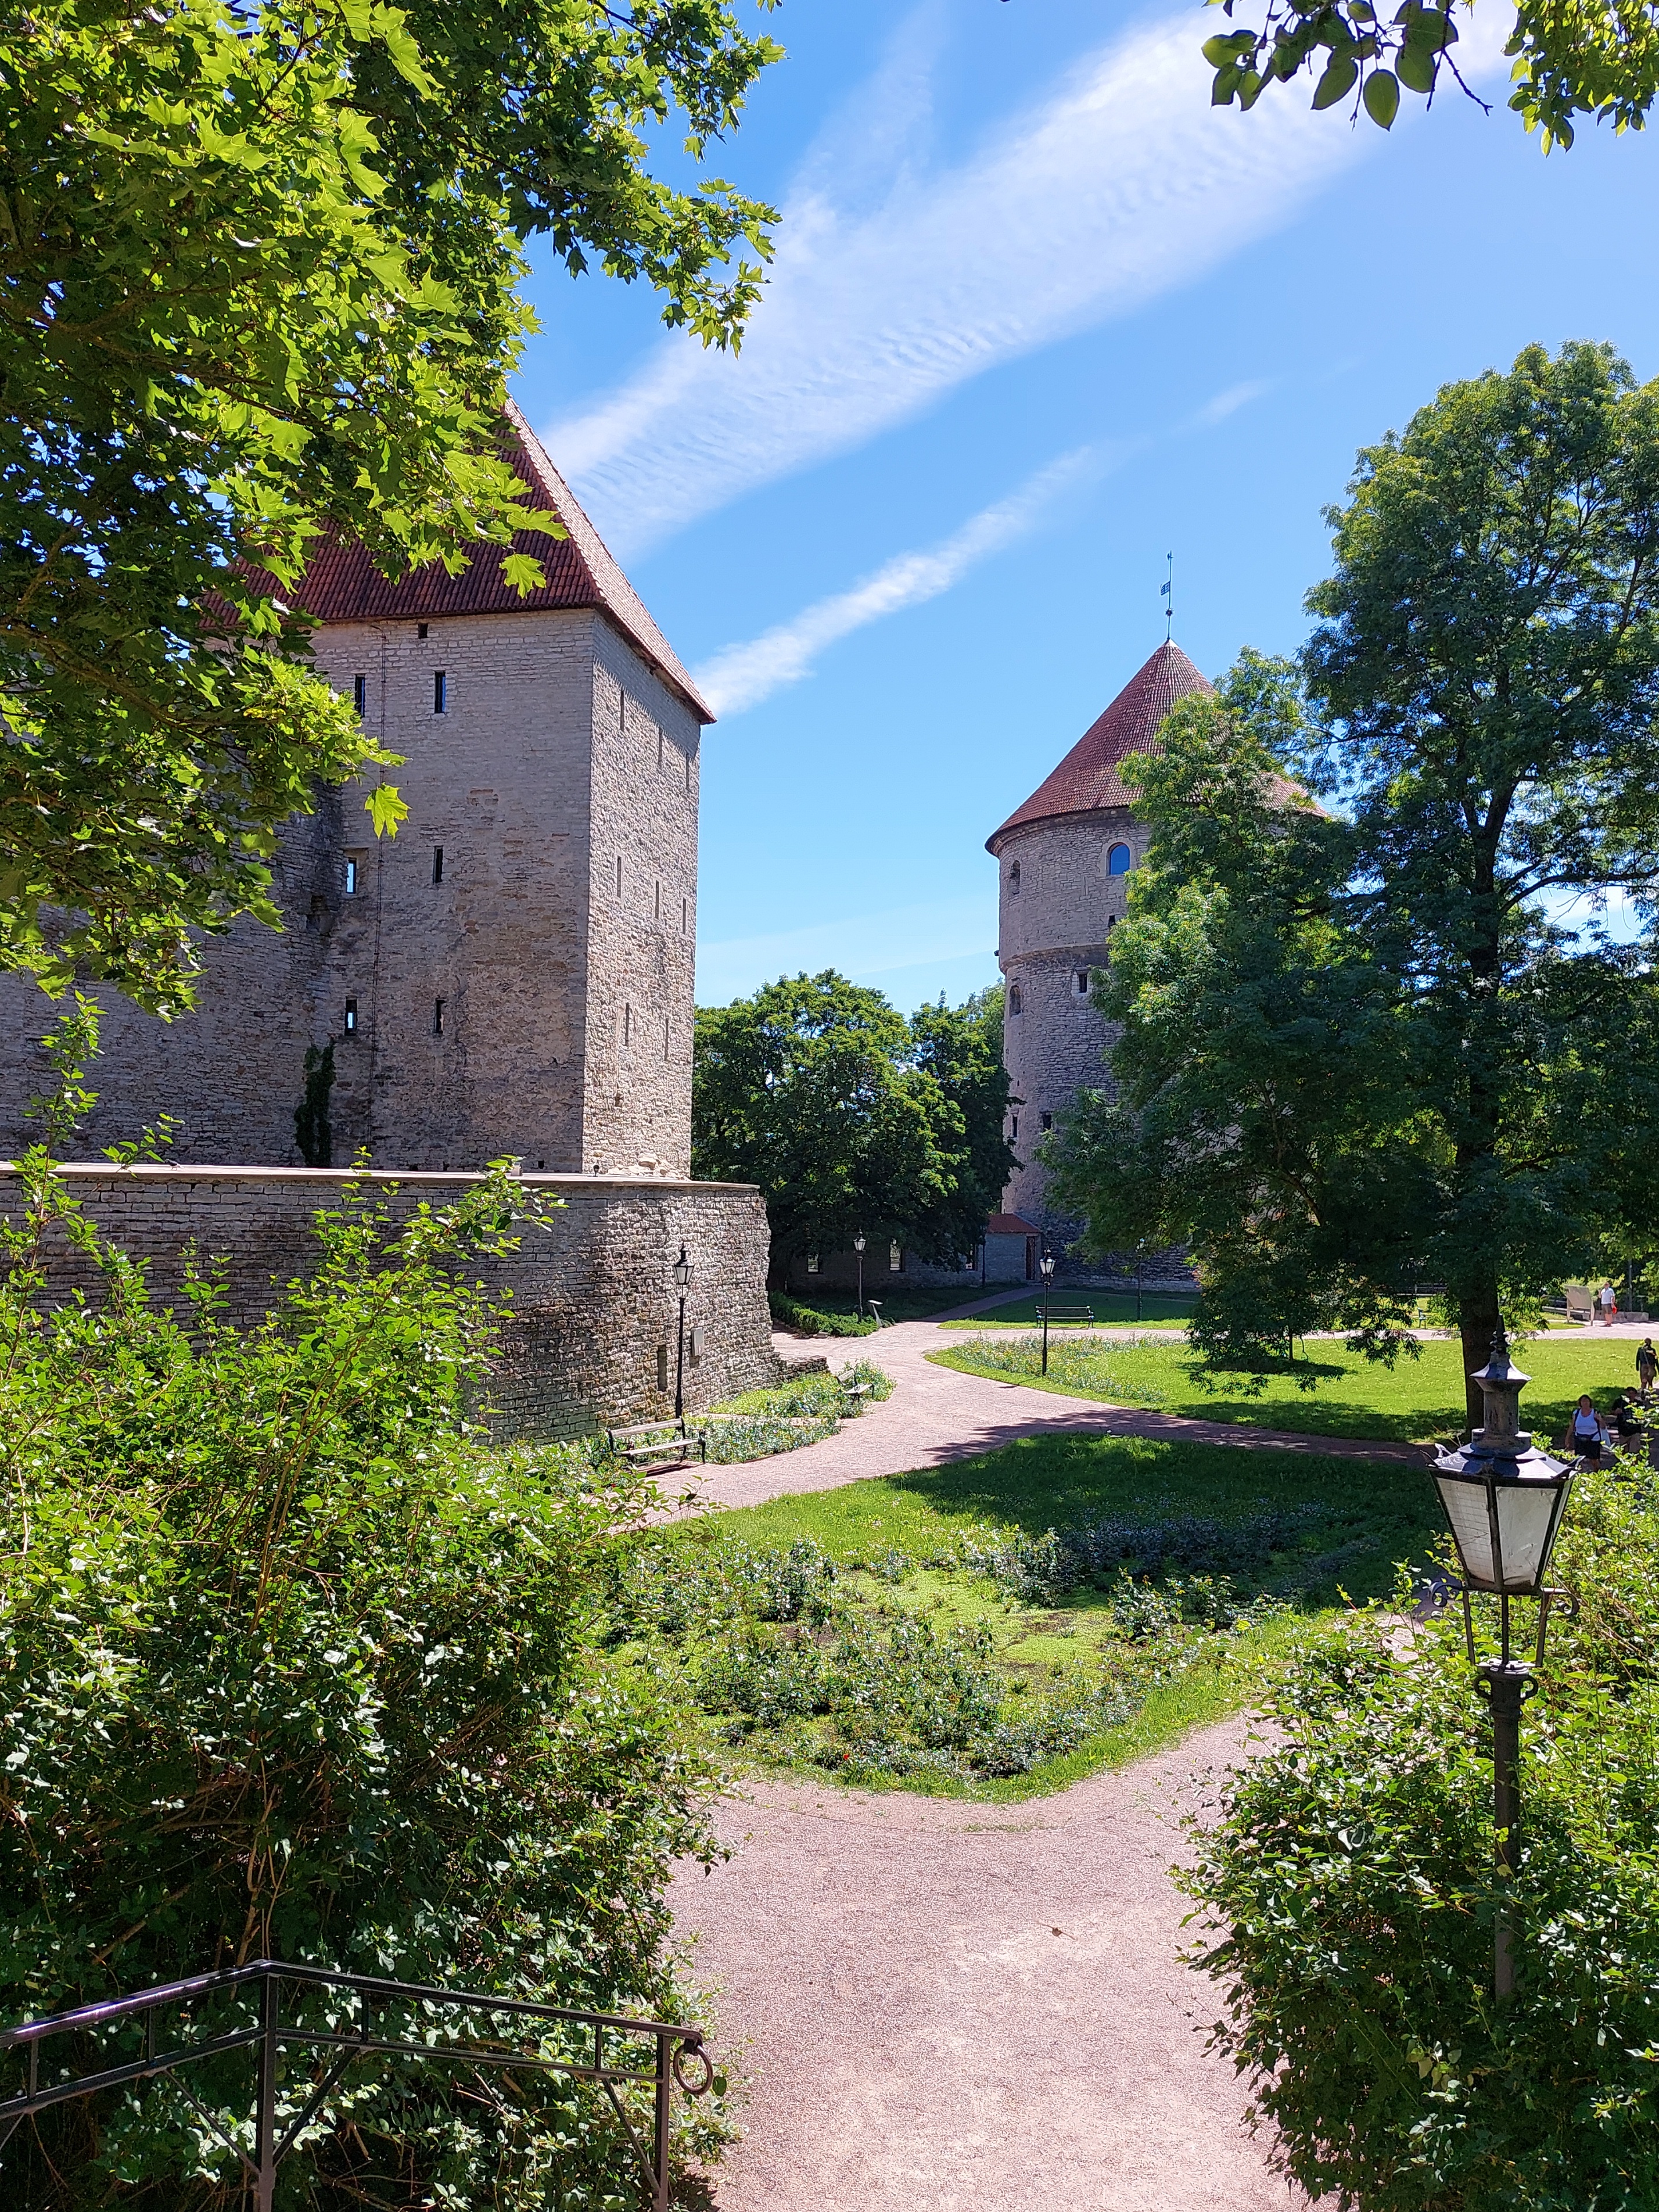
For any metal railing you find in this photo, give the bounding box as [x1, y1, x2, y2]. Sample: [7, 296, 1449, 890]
[0, 1959, 713, 2211]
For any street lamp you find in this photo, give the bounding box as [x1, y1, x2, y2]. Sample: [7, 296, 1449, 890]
[1430, 1326, 1574, 1999]
[1039, 1249, 1057, 1373]
[853, 1231, 866, 1320]
[672, 1245, 691, 1419]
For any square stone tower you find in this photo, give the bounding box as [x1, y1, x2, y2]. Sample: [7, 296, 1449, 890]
[0, 404, 712, 1176]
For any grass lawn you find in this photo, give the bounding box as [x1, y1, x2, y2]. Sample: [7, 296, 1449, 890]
[770, 1285, 977, 1335]
[615, 1429, 1436, 1801]
[929, 1331, 1649, 1446]
[938, 1288, 1197, 1330]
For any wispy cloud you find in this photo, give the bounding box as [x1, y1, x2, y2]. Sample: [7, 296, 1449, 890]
[693, 446, 1107, 716]
[1195, 378, 1274, 427]
[548, 9, 1509, 557]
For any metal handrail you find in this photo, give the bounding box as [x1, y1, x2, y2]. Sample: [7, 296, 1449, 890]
[0, 1959, 712, 2212]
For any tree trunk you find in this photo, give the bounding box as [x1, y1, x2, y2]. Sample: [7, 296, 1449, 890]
[1458, 1290, 1503, 1435]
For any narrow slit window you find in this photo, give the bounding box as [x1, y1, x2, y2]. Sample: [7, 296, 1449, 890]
[432, 846, 444, 885]
[1008, 984, 1022, 1015]
[663, 1014, 671, 1060]
[417, 622, 429, 640]
[681, 897, 688, 933]
[343, 856, 358, 896]
[433, 670, 447, 714]
[1010, 1114, 1019, 1140]
[353, 673, 367, 715]
[343, 998, 358, 1033]
[433, 997, 446, 1036]
[1073, 969, 1091, 998]
[615, 854, 623, 897]
[1010, 860, 1021, 896]
[1040, 1111, 1054, 1132]
[623, 1003, 632, 1047]
[654, 879, 662, 921]
[685, 752, 691, 793]
[658, 731, 665, 770]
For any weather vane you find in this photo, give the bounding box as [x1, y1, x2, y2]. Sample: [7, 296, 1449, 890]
[1160, 550, 1173, 642]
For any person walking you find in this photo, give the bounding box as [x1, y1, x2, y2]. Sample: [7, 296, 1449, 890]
[1600, 1280, 1619, 1327]
[1569, 1395, 1611, 1467]
[1639, 1337, 1658, 1400]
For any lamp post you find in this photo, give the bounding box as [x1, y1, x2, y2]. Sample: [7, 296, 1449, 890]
[853, 1231, 866, 1320]
[1039, 1250, 1057, 1373]
[672, 1245, 691, 1419]
[1430, 1326, 1575, 1999]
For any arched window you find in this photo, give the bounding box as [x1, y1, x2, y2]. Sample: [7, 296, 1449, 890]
[1105, 842, 1132, 876]
[1008, 983, 1022, 1015]
[1009, 859, 1021, 896]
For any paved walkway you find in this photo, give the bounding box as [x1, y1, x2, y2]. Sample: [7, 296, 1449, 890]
[672, 1711, 1317, 2211]
[674, 1308, 1423, 1514]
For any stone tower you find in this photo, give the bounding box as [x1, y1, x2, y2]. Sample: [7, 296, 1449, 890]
[0, 401, 712, 1176]
[986, 641, 1211, 1242]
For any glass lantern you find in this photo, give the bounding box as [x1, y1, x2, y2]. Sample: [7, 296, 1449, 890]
[1431, 1330, 1572, 1596]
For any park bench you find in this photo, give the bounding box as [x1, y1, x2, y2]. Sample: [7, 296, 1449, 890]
[1036, 1301, 1094, 1326]
[604, 1416, 707, 1470]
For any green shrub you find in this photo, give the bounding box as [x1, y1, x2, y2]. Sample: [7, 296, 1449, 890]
[1184, 1467, 1659, 2211]
[0, 1035, 722, 2208]
[766, 1292, 875, 1338]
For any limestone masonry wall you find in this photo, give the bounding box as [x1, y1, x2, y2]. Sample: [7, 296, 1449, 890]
[1, 1165, 785, 1441]
[997, 805, 1147, 1236]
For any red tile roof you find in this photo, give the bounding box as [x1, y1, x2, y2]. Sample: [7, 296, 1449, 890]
[986, 641, 1211, 850]
[985, 1213, 1041, 1237]
[251, 398, 712, 722]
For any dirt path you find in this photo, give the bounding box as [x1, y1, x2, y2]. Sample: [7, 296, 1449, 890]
[672, 1711, 1316, 2211]
[673, 1312, 1423, 1514]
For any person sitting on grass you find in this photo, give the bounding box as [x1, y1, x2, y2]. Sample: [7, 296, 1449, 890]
[1569, 1395, 1611, 1467]
[1639, 1337, 1658, 1399]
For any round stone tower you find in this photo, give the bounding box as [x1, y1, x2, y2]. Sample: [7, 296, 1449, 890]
[986, 640, 1211, 1243]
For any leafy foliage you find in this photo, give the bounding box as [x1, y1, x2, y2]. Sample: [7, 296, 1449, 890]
[1186, 1467, 1659, 2209]
[692, 973, 1017, 1283]
[0, 1038, 722, 2204]
[4, 0, 779, 1010]
[1201, 0, 1659, 149]
[1048, 345, 1659, 1426]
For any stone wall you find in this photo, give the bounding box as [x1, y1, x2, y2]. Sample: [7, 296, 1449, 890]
[0, 606, 704, 1183]
[0, 1164, 785, 1441]
[996, 803, 1147, 1237]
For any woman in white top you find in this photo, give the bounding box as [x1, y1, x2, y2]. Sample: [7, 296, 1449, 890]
[1570, 1395, 1610, 1466]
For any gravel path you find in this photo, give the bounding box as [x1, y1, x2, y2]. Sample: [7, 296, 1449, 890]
[674, 1308, 1424, 1514]
[672, 1710, 1316, 2211]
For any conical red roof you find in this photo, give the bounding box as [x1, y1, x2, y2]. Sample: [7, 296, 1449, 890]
[986, 641, 1211, 851]
[256, 397, 712, 722]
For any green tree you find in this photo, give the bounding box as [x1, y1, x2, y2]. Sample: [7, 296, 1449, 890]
[909, 984, 1018, 1259]
[3, 0, 780, 1013]
[692, 972, 1011, 1284]
[1048, 344, 1659, 1427]
[1201, 0, 1659, 148]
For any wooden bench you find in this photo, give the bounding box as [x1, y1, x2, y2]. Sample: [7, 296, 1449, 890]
[604, 1417, 707, 1469]
[1036, 1302, 1094, 1326]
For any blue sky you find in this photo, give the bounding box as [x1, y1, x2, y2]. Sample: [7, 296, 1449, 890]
[512, 0, 1659, 1012]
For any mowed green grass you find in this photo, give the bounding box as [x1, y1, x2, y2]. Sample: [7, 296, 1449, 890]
[929, 1332, 1649, 1446]
[690, 1429, 1438, 1793]
[938, 1288, 1198, 1330]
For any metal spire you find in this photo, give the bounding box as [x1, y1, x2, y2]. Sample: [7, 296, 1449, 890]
[1160, 550, 1173, 642]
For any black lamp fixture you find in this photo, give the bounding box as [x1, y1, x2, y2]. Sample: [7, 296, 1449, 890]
[1430, 1326, 1574, 1998]
[853, 1231, 867, 1320]
[671, 1246, 691, 1419]
[1039, 1249, 1057, 1373]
